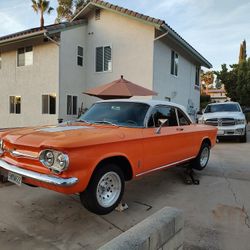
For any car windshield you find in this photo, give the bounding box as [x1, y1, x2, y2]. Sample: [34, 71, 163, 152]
[204, 103, 240, 113]
[79, 102, 150, 127]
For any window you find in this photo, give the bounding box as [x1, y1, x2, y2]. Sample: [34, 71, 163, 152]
[77, 46, 83, 66]
[204, 103, 240, 113]
[148, 106, 178, 127]
[0, 52, 2, 69]
[96, 46, 112, 72]
[195, 66, 200, 86]
[171, 50, 178, 76]
[42, 94, 56, 114]
[10, 96, 21, 114]
[67, 95, 78, 115]
[177, 109, 191, 126]
[17, 46, 33, 67]
[80, 102, 149, 127]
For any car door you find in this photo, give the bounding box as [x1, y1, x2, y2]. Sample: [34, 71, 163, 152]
[175, 108, 197, 158]
[140, 105, 186, 175]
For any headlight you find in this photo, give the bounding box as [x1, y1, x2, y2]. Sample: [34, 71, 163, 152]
[39, 149, 69, 174]
[0, 139, 3, 156]
[236, 119, 246, 125]
[198, 117, 205, 124]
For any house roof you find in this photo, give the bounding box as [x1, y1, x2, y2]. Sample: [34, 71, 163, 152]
[73, 0, 165, 26]
[72, 0, 212, 68]
[208, 89, 226, 93]
[0, 20, 85, 45]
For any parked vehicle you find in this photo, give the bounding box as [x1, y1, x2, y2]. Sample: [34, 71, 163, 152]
[0, 100, 217, 214]
[199, 102, 247, 142]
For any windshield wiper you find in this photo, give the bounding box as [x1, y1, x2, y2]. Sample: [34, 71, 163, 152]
[93, 121, 118, 127]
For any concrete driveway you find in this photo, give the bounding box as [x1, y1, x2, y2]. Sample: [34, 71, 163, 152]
[0, 131, 250, 250]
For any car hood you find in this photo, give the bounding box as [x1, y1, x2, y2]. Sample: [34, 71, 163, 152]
[201, 112, 245, 120]
[0, 123, 127, 149]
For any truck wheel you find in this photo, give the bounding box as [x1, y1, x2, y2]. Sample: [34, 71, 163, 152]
[191, 142, 210, 170]
[80, 163, 124, 215]
[239, 131, 247, 143]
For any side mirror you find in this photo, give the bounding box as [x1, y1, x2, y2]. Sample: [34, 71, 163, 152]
[243, 107, 250, 113]
[155, 119, 168, 134]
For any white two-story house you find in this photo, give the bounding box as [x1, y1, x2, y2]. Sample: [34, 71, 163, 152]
[0, 0, 212, 128]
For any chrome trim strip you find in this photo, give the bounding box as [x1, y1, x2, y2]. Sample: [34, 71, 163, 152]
[0, 159, 78, 187]
[136, 156, 196, 177]
[10, 150, 39, 160]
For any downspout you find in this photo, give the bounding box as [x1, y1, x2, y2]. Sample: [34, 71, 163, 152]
[152, 31, 169, 100]
[43, 32, 61, 123]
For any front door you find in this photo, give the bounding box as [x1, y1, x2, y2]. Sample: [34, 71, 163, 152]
[139, 105, 194, 175]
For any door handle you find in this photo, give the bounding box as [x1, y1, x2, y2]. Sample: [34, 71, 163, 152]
[176, 127, 184, 131]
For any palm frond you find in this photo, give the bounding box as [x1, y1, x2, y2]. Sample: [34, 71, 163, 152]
[47, 7, 54, 14]
[31, 0, 38, 13]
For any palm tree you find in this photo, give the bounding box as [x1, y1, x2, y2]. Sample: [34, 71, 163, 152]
[31, 0, 54, 28]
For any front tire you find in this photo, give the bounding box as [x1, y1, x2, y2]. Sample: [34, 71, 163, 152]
[80, 163, 124, 215]
[239, 130, 247, 143]
[191, 142, 210, 170]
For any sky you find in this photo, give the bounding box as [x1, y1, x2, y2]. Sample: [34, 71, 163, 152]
[0, 0, 249, 71]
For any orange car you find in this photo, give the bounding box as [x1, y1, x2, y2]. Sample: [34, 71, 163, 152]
[0, 100, 217, 214]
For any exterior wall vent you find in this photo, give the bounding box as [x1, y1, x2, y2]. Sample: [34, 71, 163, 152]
[95, 9, 101, 20]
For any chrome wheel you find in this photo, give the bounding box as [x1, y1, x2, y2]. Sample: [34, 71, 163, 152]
[200, 147, 209, 167]
[96, 171, 122, 208]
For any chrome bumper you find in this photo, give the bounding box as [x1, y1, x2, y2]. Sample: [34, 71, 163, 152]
[217, 125, 246, 136]
[0, 159, 78, 187]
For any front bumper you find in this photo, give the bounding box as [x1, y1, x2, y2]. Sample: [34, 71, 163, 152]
[217, 125, 246, 137]
[0, 159, 78, 187]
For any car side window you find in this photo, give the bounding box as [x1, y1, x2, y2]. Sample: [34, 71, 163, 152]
[148, 106, 178, 127]
[177, 109, 191, 126]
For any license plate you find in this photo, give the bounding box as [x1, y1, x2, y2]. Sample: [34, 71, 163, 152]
[217, 130, 224, 135]
[8, 172, 22, 186]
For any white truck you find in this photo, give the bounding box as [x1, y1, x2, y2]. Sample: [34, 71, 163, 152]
[199, 102, 247, 143]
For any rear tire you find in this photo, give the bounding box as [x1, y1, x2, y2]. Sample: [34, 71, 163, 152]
[191, 142, 210, 171]
[80, 163, 124, 215]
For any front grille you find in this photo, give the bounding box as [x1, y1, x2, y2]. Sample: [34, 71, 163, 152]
[205, 118, 235, 127]
[2, 141, 39, 160]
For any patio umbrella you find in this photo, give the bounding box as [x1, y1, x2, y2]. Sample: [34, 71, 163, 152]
[83, 75, 158, 99]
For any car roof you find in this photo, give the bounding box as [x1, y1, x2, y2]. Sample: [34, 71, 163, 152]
[97, 99, 187, 110]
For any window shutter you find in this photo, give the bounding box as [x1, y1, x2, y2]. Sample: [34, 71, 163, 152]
[104, 46, 112, 71]
[42, 95, 49, 114]
[67, 95, 72, 115]
[171, 51, 175, 75]
[73, 96, 77, 115]
[10, 96, 15, 113]
[49, 95, 56, 114]
[96, 47, 103, 72]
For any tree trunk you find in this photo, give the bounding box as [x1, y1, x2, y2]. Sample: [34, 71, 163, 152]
[40, 12, 44, 28]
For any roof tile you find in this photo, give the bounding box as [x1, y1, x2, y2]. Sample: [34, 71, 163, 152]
[0, 20, 85, 42]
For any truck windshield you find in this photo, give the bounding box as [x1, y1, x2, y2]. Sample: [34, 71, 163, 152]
[204, 104, 240, 113]
[79, 102, 150, 127]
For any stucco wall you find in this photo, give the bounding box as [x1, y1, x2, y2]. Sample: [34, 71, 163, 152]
[153, 39, 200, 119]
[84, 9, 155, 107]
[59, 25, 87, 121]
[0, 42, 59, 128]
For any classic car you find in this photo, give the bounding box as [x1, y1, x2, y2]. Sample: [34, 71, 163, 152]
[0, 100, 217, 214]
[199, 102, 247, 142]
